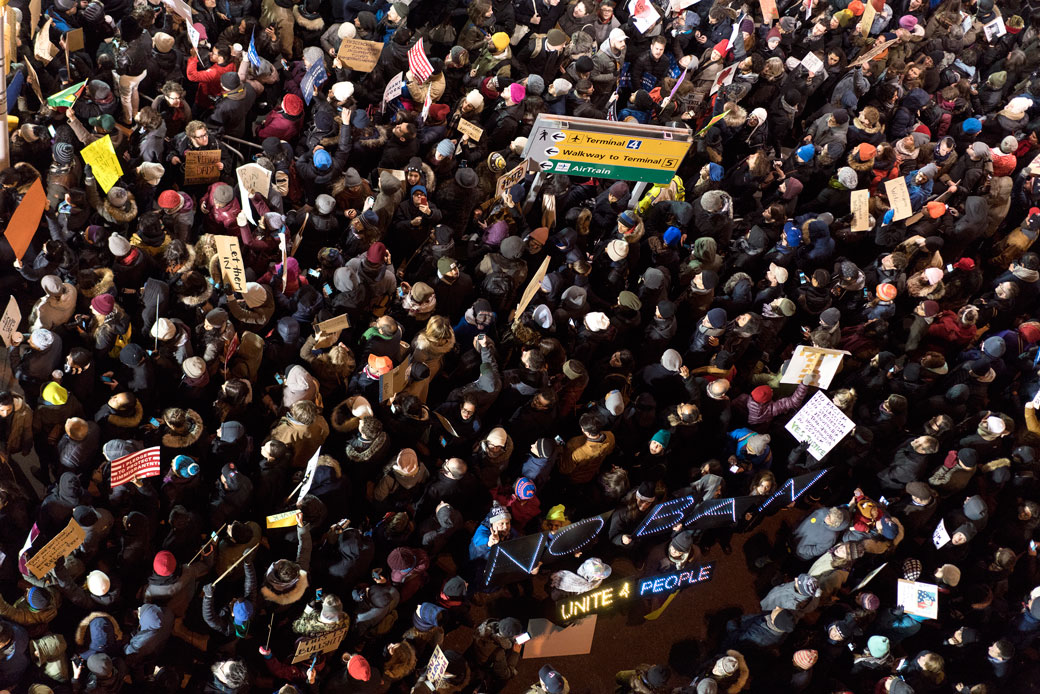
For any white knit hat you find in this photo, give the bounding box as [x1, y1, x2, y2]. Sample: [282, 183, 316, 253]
[87, 570, 111, 597]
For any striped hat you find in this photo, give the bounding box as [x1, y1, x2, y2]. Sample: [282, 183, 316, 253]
[515, 477, 536, 500]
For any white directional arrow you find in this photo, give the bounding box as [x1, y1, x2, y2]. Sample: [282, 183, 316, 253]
[545, 147, 560, 156]
[539, 160, 554, 171]
[551, 131, 566, 142]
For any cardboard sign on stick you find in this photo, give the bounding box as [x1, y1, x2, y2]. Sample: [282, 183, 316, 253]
[27, 520, 85, 579]
[5, 179, 46, 260]
[850, 189, 870, 231]
[214, 236, 247, 293]
[337, 38, 383, 72]
[184, 149, 222, 186]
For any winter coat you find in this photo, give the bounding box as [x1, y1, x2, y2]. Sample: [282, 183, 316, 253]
[143, 562, 210, 618]
[791, 508, 849, 561]
[123, 604, 173, 662]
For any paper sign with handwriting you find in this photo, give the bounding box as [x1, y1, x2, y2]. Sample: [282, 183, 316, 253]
[27, 519, 85, 579]
[0, 297, 21, 348]
[850, 189, 870, 231]
[885, 176, 913, 221]
[80, 135, 124, 193]
[214, 236, 247, 293]
[337, 38, 383, 72]
[457, 118, 483, 142]
[185, 149, 222, 186]
[785, 391, 855, 460]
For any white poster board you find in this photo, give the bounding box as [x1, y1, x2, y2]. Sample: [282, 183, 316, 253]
[932, 518, 950, 548]
[983, 15, 1006, 40]
[236, 163, 272, 224]
[780, 345, 848, 388]
[896, 579, 939, 620]
[785, 391, 855, 460]
[627, 0, 662, 33]
[800, 51, 824, 75]
[381, 71, 405, 111]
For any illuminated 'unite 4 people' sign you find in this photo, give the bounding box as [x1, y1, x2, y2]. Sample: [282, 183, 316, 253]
[482, 470, 828, 588]
[557, 563, 716, 622]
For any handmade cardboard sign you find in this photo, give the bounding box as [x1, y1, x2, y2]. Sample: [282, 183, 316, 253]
[522, 617, 598, 659]
[214, 235, 247, 293]
[861, 1, 876, 35]
[515, 256, 551, 319]
[496, 159, 529, 198]
[292, 626, 349, 663]
[885, 176, 913, 221]
[457, 118, 483, 142]
[27, 519, 85, 579]
[337, 38, 383, 72]
[850, 189, 870, 231]
[785, 391, 856, 459]
[0, 297, 21, 348]
[5, 179, 46, 260]
[379, 356, 412, 402]
[66, 27, 84, 52]
[759, 0, 778, 23]
[316, 314, 350, 334]
[110, 446, 162, 488]
[184, 149, 222, 186]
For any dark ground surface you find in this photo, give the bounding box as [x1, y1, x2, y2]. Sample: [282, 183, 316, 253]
[439, 511, 802, 694]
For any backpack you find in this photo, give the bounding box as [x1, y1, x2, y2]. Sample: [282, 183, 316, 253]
[528, 33, 547, 59]
[108, 323, 132, 359]
[480, 258, 517, 313]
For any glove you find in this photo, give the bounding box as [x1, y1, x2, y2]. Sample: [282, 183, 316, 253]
[202, 584, 214, 598]
[83, 163, 93, 178]
[801, 373, 815, 386]
[259, 646, 272, 659]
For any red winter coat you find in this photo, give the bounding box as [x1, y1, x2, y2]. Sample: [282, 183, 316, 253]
[257, 109, 304, 141]
[186, 57, 236, 107]
[201, 182, 242, 234]
[926, 310, 976, 349]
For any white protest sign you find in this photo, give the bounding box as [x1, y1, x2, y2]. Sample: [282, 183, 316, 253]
[0, 297, 21, 347]
[983, 15, 1006, 40]
[187, 22, 201, 50]
[236, 163, 272, 224]
[298, 446, 322, 500]
[780, 345, 848, 388]
[896, 579, 939, 620]
[628, 0, 662, 33]
[785, 391, 856, 460]
[381, 71, 405, 112]
[932, 518, 950, 548]
[426, 645, 449, 684]
[800, 51, 824, 75]
[710, 65, 736, 95]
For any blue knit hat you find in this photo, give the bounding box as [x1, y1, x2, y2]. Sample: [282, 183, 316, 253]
[962, 117, 982, 134]
[515, 477, 536, 500]
[784, 222, 801, 247]
[232, 599, 254, 625]
[663, 226, 682, 247]
[708, 162, 724, 181]
[27, 587, 51, 611]
[313, 148, 333, 169]
[436, 139, 454, 158]
[796, 144, 815, 161]
[413, 602, 446, 631]
[618, 210, 638, 228]
[652, 429, 671, 447]
[174, 455, 200, 478]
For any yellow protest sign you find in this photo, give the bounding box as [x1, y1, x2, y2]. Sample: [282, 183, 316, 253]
[337, 38, 383, 72]
[80, 135, 124, 193]
[266, 510, 301, 529]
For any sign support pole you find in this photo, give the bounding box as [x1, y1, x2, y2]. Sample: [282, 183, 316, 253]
[0, 5, 9, 171]
[628, 181, 648, 210]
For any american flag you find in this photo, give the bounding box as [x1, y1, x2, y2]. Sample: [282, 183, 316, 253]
[408, 38, 434, 84]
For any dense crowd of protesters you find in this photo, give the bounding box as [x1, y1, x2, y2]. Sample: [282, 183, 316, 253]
[2, 0, 1040, 691]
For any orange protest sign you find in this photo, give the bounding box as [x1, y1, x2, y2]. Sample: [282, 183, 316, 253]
[5, 179, 46, 260]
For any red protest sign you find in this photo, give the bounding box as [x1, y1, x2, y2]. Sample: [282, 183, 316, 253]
[111, 446, 162, 488]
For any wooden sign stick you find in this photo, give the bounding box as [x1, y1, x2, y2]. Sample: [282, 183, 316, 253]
[212, 544, 256, 586]
[187, 523, 226, 565]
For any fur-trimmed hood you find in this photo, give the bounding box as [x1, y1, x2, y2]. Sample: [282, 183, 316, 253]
[77, 268, 115, 299]
[162, 408, 204, 448]
[384, 640, 417, 680]
[107, 401, 144, 429]
[104, 198, 138, 224]
[261, 569, 309, 605]
[76, 611, 123, 646]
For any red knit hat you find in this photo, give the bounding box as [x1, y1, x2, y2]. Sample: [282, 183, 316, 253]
[1019, 322, 1040, 344]
[90, 294, 115, 315]
[751, 385, 773, 404]
[153, 550, 177, 577]
[158, 190, 182, 210]
[348, 655, 371, 681]
[282, 93, 304, 116]
[712, 40, 729, 57]
[366, 241, 387, 264]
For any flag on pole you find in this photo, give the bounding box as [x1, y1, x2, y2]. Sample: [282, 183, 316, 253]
[696, 109, 731, 136]
[247, 31, 262, 69]
[408, 37, 434, 83]
[46, 80, 86, 108]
